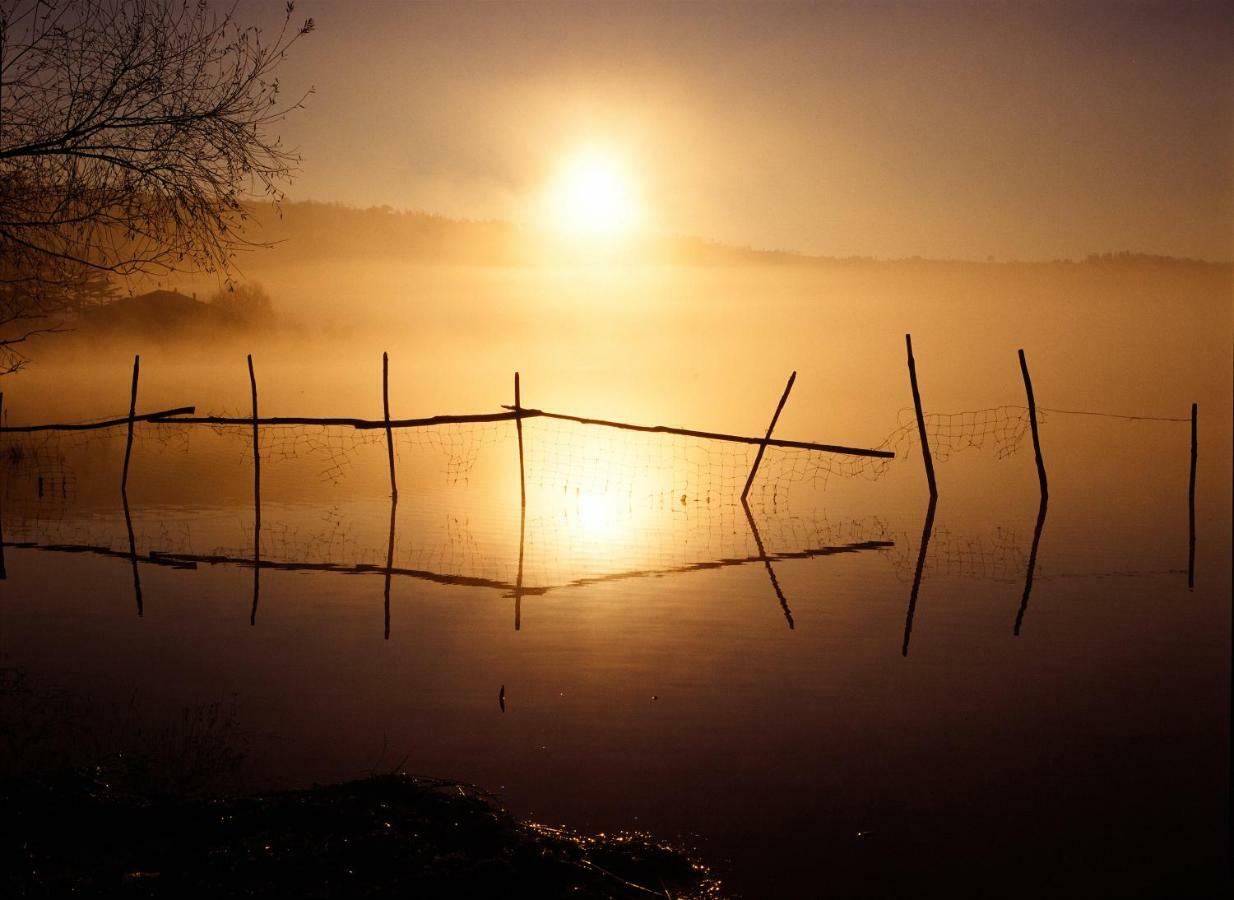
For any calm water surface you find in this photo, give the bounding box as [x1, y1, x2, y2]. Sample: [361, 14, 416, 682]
[2, 269, 1230, 897]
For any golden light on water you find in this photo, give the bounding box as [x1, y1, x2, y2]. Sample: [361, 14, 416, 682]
[574, 491, 624, 542]
[544, 148, 640, 238]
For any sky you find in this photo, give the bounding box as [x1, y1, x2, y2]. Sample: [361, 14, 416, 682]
[256, 1, 1233, 261]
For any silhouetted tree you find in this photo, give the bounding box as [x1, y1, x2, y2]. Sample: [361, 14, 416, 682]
[0, 0, 314, 372]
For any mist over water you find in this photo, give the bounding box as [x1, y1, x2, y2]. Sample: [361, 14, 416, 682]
[15, 250, 1231, 428]
[2, 251, 1231, 896]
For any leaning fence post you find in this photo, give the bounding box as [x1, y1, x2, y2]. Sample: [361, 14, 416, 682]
[121, 355, 139, 493]
[383, 352, 398, 500]
[905, 335, 937, 499]
[1184, 400, 1194, 590]
[1018, 349, 1047, 499]
[514, 372, 526, 508]
[741, 372, 796, 502]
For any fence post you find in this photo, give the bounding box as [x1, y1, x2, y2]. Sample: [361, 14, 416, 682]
[121, 355, 139, 493]
[515, 372, 526, 509]
[248, 355, 261, 626]
[1188, 402, 1197, 590]
[1018, 349, 1047, 499]
[514, 371, 527, 631]
[742, 372, 796, 502]
[905, 335, 937, 499]
[383, 352, 398, 500]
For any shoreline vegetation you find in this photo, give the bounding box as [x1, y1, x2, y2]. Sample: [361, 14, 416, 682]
[2, 768, 721, 898]
[0, 666, 720, 897]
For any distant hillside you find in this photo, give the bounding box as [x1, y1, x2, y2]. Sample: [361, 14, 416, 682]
[232, 201, 1230, 270]
[234, 201, 809, 268]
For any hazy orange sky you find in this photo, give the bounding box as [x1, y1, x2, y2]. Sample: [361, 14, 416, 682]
[260, 1, 1232, 261]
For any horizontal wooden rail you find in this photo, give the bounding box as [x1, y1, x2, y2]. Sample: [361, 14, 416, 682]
[149, 549, 523, 591]
[0, 403, 893, 459]
[148, 410, 530, 429]
[505, 406, 895, 459]
[0, 406, 195, 433]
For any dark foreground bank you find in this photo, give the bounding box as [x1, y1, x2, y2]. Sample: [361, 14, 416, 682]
[1, 764, 721, 898]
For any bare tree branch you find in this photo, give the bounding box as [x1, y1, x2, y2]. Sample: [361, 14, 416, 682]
[0, 0, 315, 372]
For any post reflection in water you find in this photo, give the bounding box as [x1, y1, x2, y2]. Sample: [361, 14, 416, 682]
[250, 531, 261, 626]
[1013, 494, 1049, 637]
[513, 504, 525, 632]
[900, 495, 937, 657]
[741, 500, 795, 630]
[122, 488, 143, 617]
[384, 496, 397, 640]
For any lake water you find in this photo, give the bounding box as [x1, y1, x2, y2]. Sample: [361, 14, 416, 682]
[2, 260, 1230, 896]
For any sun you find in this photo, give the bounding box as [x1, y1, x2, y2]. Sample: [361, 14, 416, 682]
[546, 149, 640, 238]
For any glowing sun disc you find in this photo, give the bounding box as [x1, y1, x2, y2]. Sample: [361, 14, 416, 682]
[547, 151, 640, 237]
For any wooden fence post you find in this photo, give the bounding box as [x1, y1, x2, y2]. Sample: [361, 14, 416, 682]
[248, 355, 261, 626]
[515, 372, 526, 508]
[742, 372, 796, 502]
[1018, 349, 1047, 499]
[513, 372, 527, 630]
[383, 352, 398, 500]
[121, 355, 139, 493]
[1188, 402, 1197, 590]
[905, 335, 937, 499]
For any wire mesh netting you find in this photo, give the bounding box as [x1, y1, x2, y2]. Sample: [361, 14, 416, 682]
[881, 521, 1034, 584]
[0, 400, 1194, 594]
[0, 402, 1120, 514]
